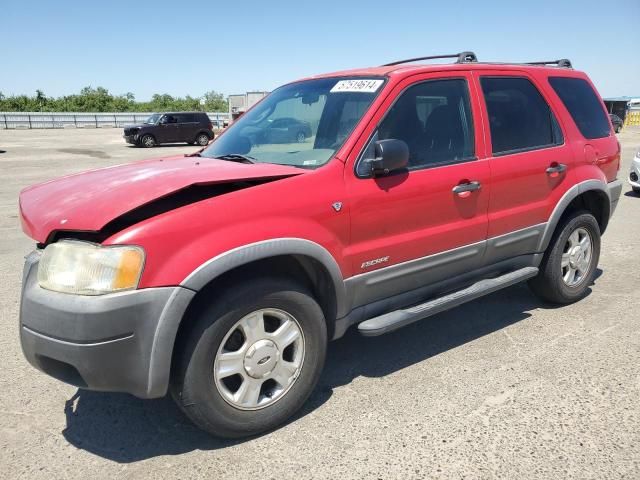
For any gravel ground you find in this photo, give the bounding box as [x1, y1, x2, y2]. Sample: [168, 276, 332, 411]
[0, 127, 639, 479]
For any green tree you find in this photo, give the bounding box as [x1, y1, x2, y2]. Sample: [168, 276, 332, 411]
[0, 87, 229, 113]
[203, 90, 228, 112]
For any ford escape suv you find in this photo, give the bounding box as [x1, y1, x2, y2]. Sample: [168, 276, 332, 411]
[123, 112, 214, 147]
[18, 52, 622, 438]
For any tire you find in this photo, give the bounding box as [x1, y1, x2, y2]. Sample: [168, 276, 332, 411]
[295, 131, 306, 143]
[196, 133, 210, 146]
[528, 211, 600, 304]
[615, 125, 622, 133]
[171, 277, 327, 438]
[140, 134, 156, 148]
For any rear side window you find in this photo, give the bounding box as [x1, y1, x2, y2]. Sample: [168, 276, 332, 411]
[548, 77, 610, 139]
[175, 113, 194, 123]
[481, 77, 563, 155]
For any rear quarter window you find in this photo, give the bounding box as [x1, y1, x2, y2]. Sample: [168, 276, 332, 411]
[548, 77, 610, 139]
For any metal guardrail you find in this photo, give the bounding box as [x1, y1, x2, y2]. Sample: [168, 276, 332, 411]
[0, 112, 231, 129]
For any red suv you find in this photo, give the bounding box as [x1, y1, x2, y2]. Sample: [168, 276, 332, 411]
[18, 52, 622, 438]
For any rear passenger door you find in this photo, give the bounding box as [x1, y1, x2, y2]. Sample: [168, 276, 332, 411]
[476, 72, 574, 263]
[175, 114, 197, 142]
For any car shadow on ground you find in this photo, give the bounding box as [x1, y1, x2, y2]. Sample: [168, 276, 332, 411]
[62, 274, 599, 463]
[624, 189, 639, 198]
[126, 144, 203, 149]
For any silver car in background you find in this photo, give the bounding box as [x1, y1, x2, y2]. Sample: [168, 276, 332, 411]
[630, 148, 640, 194]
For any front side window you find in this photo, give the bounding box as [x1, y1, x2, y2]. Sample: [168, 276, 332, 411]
[548, 77, 610, 139]
[481, 77, 563, 155]
[201, 77, 384, 168]
[359, 78, 475, 174]
[144, 113, 162, 124]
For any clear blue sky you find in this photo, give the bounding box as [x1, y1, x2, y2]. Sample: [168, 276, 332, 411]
[2, 0, 639, 100]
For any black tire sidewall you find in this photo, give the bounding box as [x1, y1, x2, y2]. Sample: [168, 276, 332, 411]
[176, 278, 327, 438]
[196, 133, 209, 146]
[141, 134, 155, 147]
[543, 212, 601, 302]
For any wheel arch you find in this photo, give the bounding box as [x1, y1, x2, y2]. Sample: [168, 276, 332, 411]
[161, 239, 346, 380]
[195, 129, 214, 140]
[538, 180, 611, 252]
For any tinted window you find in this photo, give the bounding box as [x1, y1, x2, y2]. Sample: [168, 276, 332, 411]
[177, 113, 199, 123]
[481, 77, 563, 155]
[371, 79, 475, 169]
[549, 77, 610, 139]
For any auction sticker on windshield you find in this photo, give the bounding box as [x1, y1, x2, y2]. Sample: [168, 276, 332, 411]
[330, 79, 384, 93]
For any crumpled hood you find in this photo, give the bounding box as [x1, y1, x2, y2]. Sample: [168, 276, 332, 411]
[19, 155, 305, 243]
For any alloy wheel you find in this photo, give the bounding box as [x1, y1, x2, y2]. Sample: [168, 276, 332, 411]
[213, 308, 305, 410]
[561, 227, 593, 286]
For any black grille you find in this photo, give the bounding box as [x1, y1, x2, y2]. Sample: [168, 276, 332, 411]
[124, 127, 139, 136]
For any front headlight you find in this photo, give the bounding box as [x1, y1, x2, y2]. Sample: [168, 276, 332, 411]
[38, 240, 145, 295]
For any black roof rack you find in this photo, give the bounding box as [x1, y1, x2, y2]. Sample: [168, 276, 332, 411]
[382, 52, 573, 69]
[382, 51, 477, 67]
[524, 59, 573, 69]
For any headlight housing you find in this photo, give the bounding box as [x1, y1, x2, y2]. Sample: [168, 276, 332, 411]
[38, 240, 145, 295]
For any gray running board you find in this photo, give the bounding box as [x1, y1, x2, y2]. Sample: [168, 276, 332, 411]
[357, 267, 539, 337]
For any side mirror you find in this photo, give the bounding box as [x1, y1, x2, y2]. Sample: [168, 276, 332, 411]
[364, 139, 409, 177]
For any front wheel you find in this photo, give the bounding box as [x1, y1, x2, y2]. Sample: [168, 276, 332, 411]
[528, 211, 600, 304]
[171, 277, 327, 438]
[295, 131, 306, 143]
[140, 134, 156, 148]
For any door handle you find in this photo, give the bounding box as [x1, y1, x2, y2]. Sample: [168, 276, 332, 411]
[546, 163, 567, 177]
[452, 181, 481, 198]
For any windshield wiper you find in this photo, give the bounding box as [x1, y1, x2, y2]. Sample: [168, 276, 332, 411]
[215, 154, 256, 164]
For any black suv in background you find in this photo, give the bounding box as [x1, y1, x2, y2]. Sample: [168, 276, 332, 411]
[124, 112, 214, 147]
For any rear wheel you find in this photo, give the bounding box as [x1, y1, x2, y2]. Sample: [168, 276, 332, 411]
[295, 131, 306, 143]
[196, 133, 210, 146]
[528, 211, 600, 304]
[171, 277, 327, 438]
[140, 134, 156, 148]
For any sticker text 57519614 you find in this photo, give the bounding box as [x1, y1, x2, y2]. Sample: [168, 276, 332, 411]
[330, 79, 384, 93]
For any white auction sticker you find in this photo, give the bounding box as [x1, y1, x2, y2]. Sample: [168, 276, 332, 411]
[330, 79, 384, 93]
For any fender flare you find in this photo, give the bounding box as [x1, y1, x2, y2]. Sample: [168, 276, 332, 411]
[537, 179, 610, 252]
[181, 238, 348, 317]
[146, 238, 348, 397]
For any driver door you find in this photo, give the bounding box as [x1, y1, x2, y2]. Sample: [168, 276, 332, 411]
[345, 72, 491, 306]
[157, 114, 178, 143]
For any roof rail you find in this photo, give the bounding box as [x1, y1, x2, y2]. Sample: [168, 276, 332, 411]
[382, 51, 477, 67]
[524, 59, 573, 69]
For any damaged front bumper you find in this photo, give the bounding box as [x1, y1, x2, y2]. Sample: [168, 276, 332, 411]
[19, 251, 194, 398]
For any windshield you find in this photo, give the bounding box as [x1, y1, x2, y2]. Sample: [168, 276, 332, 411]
[201, 77, 385, 168]
[144, 113, 162, 124]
